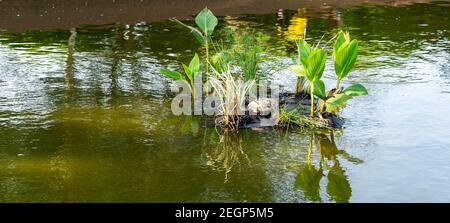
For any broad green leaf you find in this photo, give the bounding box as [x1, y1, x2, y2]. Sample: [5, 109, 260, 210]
[327, 93, 350, 107]
[160, 68, 184, 80]
[192, 31, 205, 44]
[305, 48, 327, 82]
[172, 19, 204, 44]
[333, 31, 346, 56]
[195, 7, 218, 36]
[342, 83, 368, 96]
[189, 53, 200, 76]
[182, 64, 192, 81]
[290, 65, 306, 77]
[334, 31, 358, 80]
[298, 39, 311, 66]
[335, 40, 358, 79]
[313, 80, 326, 100]
[326, 93, 351, 112]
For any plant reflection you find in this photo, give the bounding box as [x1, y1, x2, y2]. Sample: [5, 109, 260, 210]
[160, 115, 200, 136]
[204, 130, 250, 183]
[295, 131, 323, 201]
[64, 28, 76, 103]
[295, 131, 362, 202]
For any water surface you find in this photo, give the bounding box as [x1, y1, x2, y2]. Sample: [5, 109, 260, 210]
[0, 1, 449, 202]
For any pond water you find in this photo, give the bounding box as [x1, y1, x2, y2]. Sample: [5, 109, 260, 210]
[0, 1, 449, 202]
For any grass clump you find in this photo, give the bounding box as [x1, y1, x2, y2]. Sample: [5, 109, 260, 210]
[278, 107, 331, 130]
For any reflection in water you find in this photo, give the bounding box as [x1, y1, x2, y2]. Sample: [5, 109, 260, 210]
[295, 131, 362, 202]
[295, 131, 323, 201]
[285, 9, 308, 41]
[64, 28, 76, 103]
[204, 131, 250, 183]
[0, 2, 449, 202]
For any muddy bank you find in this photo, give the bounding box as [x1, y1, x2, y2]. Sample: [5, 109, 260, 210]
[0, 0, 442, 31]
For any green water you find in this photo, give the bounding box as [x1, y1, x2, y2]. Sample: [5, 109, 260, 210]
[0, 2, 450, 202]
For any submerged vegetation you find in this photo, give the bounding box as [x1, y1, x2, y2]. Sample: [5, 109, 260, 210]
[159, 7, 368, 131]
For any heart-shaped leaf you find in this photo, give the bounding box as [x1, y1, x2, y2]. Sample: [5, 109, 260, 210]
[195, 7, 218, 37]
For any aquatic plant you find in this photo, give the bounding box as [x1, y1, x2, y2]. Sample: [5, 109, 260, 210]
[161, 7, 368, 130]
[210, 31, 264, 81]
[211, 47, 233, 74]
[173, 7, 218, 75]
[333, 31, 358, 90]
[286, 11, 308, 94]
[208, 66, 256, 129]
[278, 107, 329, 130]
[317, 31, 367, 113]
[160, 53, 201, 98]
[315, 82, 368, 113]
[291, 31, 368, 118]
[234, 34, 262, 81]
[290, 40, 327, 118]
[294, 39, 308, 93]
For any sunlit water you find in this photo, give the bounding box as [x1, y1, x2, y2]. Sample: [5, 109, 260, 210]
[0, 2, 449, 202]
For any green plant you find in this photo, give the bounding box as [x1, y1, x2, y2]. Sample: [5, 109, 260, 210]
[291, 31, 368, 117]
[333, 31, 358, 89]
[173, 7, 218, 75]
[291, 40, 327, 119]
[294, 39, 308, 93]
[208, 65, 256, 129]
[278, 107, 331, 130]
[210, 32, 264, 81]
[160, 53, 201, 98]
[211, 44, 232, 74]
[316, 83, 368, 113]
[278, 107, 302, 129]
[234, 35, 262, 81]
[278, 107, 310, 129]
[313, 31, 368, 114]
[310, 82, 367, 116]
